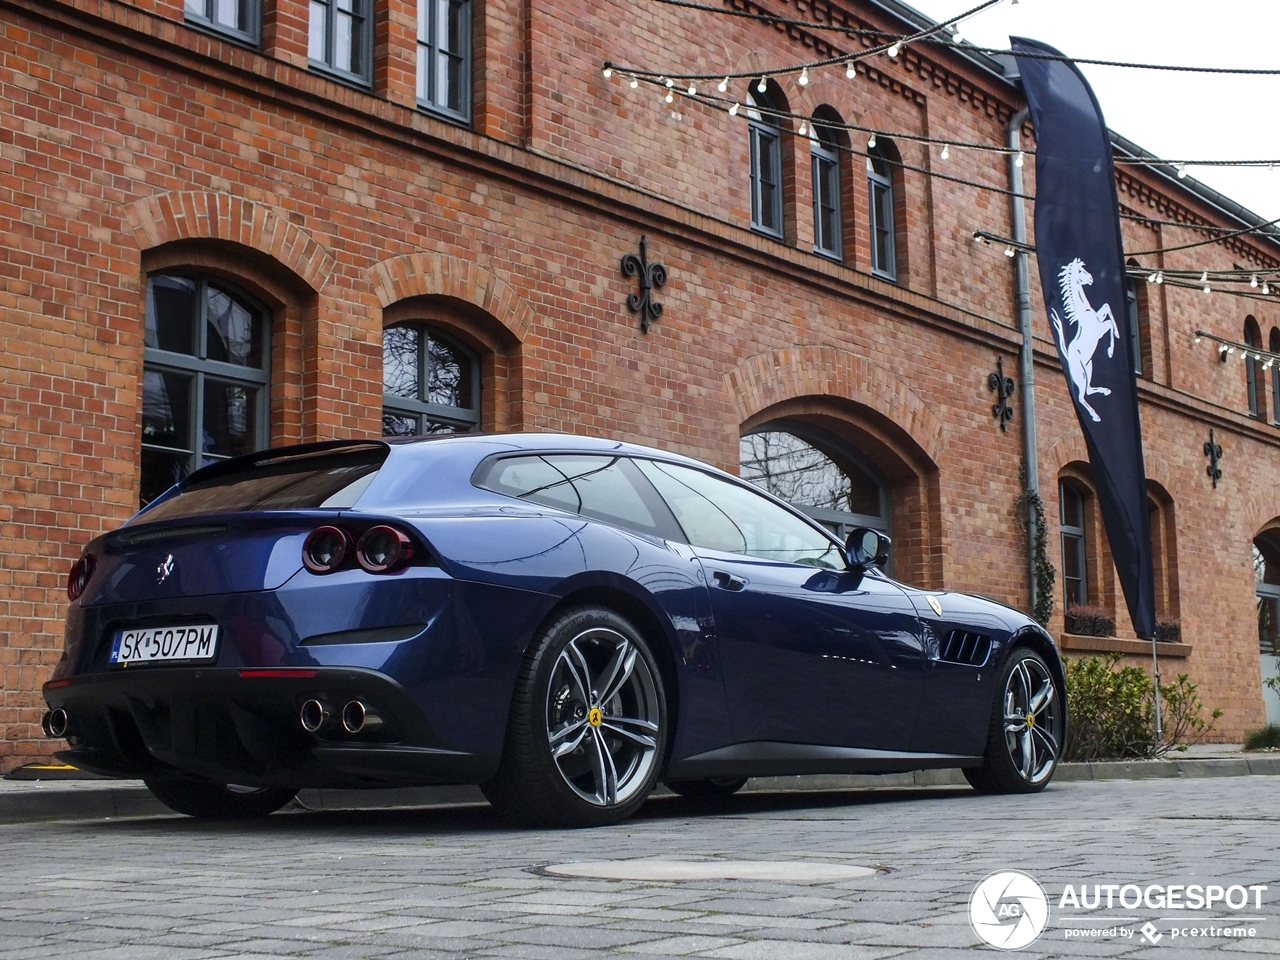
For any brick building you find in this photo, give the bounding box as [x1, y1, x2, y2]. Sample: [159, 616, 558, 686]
[2, 0, 1279, 769]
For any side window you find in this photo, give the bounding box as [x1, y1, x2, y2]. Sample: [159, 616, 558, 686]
[418, 0, 472, 123]
[185, 0, 261, 45]
[476, 455, 680, 540]
[635, 460, 842, 568]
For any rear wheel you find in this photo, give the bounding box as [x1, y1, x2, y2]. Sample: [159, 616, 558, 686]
[665, 777, 748, 801]
[964, 647, 1064, 795]
[144, 777, 297, 819]
[482, 606, 667, 827]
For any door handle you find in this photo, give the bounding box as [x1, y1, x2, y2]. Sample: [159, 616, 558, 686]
[713, 571, 747, 591]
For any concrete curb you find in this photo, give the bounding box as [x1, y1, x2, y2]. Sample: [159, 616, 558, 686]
[1, 754, 1277, 824]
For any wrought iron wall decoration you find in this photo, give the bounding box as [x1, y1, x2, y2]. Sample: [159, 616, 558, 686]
[1204, 428, 1223, 488]
[621, 235, 667, 333]
[988, 356, 1015, 432]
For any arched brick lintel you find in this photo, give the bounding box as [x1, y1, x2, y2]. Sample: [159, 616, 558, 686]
[368, 253, 531, 344]
[1048, 438, 1184, 504]
[724, 345, 944, 465]
[125, 192, 335, 292]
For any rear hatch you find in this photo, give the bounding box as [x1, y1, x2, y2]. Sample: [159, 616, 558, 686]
[85, 442, 388, 604]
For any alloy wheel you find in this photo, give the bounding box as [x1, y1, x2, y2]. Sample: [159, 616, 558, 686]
[545, 626, 661, 807]
[1002, 655, 1061, 784]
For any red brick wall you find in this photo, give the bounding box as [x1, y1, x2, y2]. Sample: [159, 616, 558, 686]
[1, 0, 1277, 768]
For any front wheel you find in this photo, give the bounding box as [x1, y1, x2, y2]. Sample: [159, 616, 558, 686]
[482, 606, 668, 827]
[144, 777, 297, 819]
[964, 647, 1064, 795]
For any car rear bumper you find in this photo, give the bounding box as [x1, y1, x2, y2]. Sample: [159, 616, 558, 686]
[43, 667, 498, 789]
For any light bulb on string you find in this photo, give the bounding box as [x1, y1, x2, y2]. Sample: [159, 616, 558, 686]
[1015, 151, 1025, 168]
[1251, 274, 1259, 288]
[718, 77, 729, 93]
[940, 144, 949, 161]
[664, 78, 674, 88]
[1155, 271, 1163, 284]
[1195, 334, 1202, 343]
[1004, 246, 1016, 258]
[1176, 164, 1188, 179]
[868, 132, 877, 149]
[1265, 282, 1272, 295]
[1147, 272, 1158, 283]
[845, 61, 856, 79]
[729, 102, 739, 116]
[602, 65, 613, 79]
[757, 77, 767, 93]
[951, 26, 963, 43]
[688, 83, 697, 96]
[798, 67, 809, 87]
[798, 119, 808, 137]
[665, 91, 674, 104]
[888, 42, 901, 58]
[1203, 282, 1212, 294]
[629, 76, 638, 89]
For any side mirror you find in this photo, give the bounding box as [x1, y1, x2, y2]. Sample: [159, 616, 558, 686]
[845, 527, 891, 571]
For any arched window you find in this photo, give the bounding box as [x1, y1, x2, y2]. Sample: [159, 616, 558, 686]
[1060, 479, 1088, 608]
[747, 86, 784, 238]
[867, 141, 898, 280]
[1254, 530, 1280, 724]
[1147, 482, 1180, 634]
[1271, 327, 1280, 425]
[809, 115, 842, 260]
[381, 323, 480, 436]
[1245, 316, 1265, 420]
[141, 273, 271, 507]
[1124, 259, 1149, 377]
[739, 424, 890, 547]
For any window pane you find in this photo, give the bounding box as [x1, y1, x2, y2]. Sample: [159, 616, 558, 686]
[638, 460, 841, 567]
[1060, 484, 1082, 528]
[142, 370, 192, 451]
[1260, 596, 1280, 657]
[416, 42, 430, 101]
[213, 0, 242, 28]
[309, 0, 326, 61]
[335, 9, 353, 72]
[739, 432, 880, 518]
[1062, 533, 1086, 606]
[382, 412, 418, 437]
[544, 456, 659, 533]
[426, 334, 471, 409]
[185, 0, 206, 16]
[140, 449, 191, 508]
[146, 275, 197, 355]
[383, 325, 420, 399]
[484, 456, 582, 513]
[205, 284, 263, 368]
[202, 381, 258, 460]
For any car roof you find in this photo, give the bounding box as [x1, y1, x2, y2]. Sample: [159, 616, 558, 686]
[386, 432, 720, 470]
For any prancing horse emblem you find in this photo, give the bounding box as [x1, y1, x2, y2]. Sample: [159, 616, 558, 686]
[1049, 258, 1119, 423]
[157, 554, 175, 585]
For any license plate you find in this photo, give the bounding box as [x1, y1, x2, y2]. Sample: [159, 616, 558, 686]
[110, 624, 220, 666]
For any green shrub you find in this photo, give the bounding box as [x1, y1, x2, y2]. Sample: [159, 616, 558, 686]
[1243, 725, 1280, 751]
[1063, 654, 1222, 761]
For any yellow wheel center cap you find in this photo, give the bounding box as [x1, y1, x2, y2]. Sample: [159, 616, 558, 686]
[588, 707, 603, 727]
[1026, 713, 1035, 728]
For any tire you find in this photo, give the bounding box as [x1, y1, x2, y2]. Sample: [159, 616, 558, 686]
[665, 777, 748, 801]
[144, 777, 297, 819]
[964, 646, 1064, 795]
[482, 606, 668, 827]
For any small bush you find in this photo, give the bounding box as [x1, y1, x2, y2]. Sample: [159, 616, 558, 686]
[1243, 725, 1280, 751]
[1064, 603, 1116, 638]
[1063, 654, 1223, 761]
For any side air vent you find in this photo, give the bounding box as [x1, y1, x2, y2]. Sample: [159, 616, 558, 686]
[938, 630, 992, 667]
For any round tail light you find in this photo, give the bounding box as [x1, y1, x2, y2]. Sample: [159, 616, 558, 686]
[67, 554, 95, 601]
[303, 526, 352, 574]
[356, 525, 413, 573]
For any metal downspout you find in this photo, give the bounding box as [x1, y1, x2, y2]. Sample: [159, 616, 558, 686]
[1007, 106, 1041, 617]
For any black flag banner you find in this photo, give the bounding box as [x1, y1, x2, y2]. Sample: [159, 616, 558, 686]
[1012, 37, 1156, 640]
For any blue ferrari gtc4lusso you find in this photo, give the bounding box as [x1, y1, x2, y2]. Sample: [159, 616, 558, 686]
[45, 434, 1065, 826]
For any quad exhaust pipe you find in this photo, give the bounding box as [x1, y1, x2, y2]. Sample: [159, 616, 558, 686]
[42, 708, 69, 739]
[299, 699, 382, 735]
[340, 700, 382, 734]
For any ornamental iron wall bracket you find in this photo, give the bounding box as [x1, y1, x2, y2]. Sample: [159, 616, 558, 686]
[621, 235, 667, 333]
[988, 356, 1015, 432]
[1204, 428, 1223, 488]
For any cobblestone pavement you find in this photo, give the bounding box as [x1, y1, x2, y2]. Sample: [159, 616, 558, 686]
[0, 776, 1276, 959]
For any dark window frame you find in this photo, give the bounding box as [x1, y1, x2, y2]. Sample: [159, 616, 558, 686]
[417, 0, 472, 124]
[1124, 275, 1144, 377]
[184, 0, 262, 47]
[309, 0, 375, 87]
[1271, 327, 1280, 426]
[867, 147, 896, 281]
[381, 322, 481, 436]
[1246, 317, 1266, 421]
[1060, 479, 1088, 609]
[748, 91, 784, 239]
[141, 273, 272, 507]
[811, 129, 842, 261]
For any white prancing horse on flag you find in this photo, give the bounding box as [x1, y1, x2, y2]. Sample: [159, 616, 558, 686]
[1012, 37, 1157, 643]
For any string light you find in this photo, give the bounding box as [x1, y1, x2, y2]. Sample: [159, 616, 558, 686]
[757, 77, 767, 93]
[1015, 151, 1025, 168]
[1004, 245, 1016, 257]
[728, 102, 739, 116]
[1251, 274, 1259, 287]
[798, 119, 808, 137]
[602, 65, 613, 79]
[1155, 272, 1164, 284]
[666, 90, 675, 103]
[868, 132, 877, 149]
[718, 76, 729, 93]
[630, 76, 639, 89]
[798, 67, 809, 86]
[1147, 272, 1159, 283]
[665, 78, 675, 88]
[1176, 164, 1188, 179]
[888, 42, 902, 58]
[940, 144, 950, 161]
[845, 61, 856, 79]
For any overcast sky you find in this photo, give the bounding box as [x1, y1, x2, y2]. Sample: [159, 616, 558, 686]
[903, 0, 1279, 222]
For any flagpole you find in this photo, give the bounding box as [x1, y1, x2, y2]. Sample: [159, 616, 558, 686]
[1151, 638, 1163, 746]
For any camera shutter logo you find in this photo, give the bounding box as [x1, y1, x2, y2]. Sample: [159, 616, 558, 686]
[969, 871, 1050, 950]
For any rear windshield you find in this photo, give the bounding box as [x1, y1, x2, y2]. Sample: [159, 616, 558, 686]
[134, 445, 387, 523]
